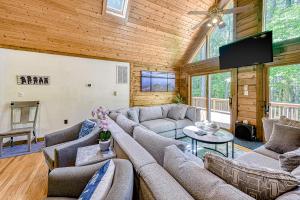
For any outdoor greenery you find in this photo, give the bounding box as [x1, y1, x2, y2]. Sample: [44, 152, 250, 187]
[192, 72, 231, 99]
[269, 64, 300, 103]
[264, 0, 300, 42]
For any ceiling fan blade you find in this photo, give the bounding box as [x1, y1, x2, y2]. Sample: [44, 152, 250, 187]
[219, 0, 229, 8]
[192, 18, 210, 30]
[223, 3, 254, 14]
[188, 11, 209, 15]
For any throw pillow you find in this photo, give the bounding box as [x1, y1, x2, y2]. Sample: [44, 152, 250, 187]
[79, 160, 115, 200]
[167, 105, 188, 120]
[163, 145, 254, 200]
[265, 123, 300, 154]
[280, 116, 300, 128]
[127, 109, 139, 123]
[116, 114, 138, 136]
[133, 126, 187, 166]
[139, 106, 163, 122]
[279, 148, 300, 172]
[161, 104, 174, 118]
[204, 153, 299, 200]
[185, 106, 196, 122]
[78, 120, 97, 138]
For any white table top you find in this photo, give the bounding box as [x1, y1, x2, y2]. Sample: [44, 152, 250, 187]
[75, 144, 116, 166]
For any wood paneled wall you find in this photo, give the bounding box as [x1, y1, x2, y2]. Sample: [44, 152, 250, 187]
[179, 0, 299, 141]
[130, 63, 179, 106]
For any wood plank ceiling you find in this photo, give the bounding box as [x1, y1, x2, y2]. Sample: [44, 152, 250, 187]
[0, 0, 215, 67]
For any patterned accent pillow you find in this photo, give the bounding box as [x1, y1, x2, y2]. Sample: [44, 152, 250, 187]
[78, 120, 97, 138]
[79, 160, 115, 200]
[167, 105, 188, 120]
[279, 148, 300, 172]
[204, 153, 299, 200]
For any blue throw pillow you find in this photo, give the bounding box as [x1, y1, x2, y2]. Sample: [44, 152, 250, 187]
[78, 120, 97, 138]
[79, 160, 115, 200]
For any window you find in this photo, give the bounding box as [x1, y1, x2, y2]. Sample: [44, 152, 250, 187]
[264, 0, 300, 42]
[207, 1, 234, 58]
[141, 71, 175, 92]
[189, 0, 234, 63]
[105, 0, 129, 18]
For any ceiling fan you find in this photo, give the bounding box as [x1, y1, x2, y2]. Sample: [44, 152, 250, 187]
[188, 0, 254, 30]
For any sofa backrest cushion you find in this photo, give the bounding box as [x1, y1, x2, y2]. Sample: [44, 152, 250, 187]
[163, 145, 253, 200]
[204, 153, 299, 200]
[185, 106, 196, 122]
[139, 106, 163, 122]
[116, 114, 139, 136]
[265, 123, 300, 154]
[161, 104, 176, 118]
[279, 148, 300, 172]
[109, 112, 120, 121]
[133, 126, 187, 166]
[79, 159, 115, 200]
[167, 104, 188, 120]
[127, 108, 140, 123]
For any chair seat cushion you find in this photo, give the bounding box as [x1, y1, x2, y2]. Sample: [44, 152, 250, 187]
[254, 146, 281, 160]
[43, 143, 62, 170]
[141, 119, 176, 133]
[79, 160, 115, 200]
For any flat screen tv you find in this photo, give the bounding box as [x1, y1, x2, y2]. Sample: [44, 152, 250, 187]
[219, 31, 273, 69]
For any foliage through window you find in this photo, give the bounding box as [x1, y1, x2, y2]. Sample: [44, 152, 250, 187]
[106, 0, 129, 18]
[190, 0, 234, 63]
[264, 0, 300, 42]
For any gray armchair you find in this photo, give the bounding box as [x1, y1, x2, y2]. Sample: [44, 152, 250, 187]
[46, 159, 134, 200]
[43, 121, 100, 170]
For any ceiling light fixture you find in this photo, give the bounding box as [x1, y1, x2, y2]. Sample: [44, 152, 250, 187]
[212, 17, 218, 24]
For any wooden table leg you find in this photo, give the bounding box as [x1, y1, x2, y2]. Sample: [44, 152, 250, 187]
[27, 133, 31, 152]
[0, 137, 3, 157]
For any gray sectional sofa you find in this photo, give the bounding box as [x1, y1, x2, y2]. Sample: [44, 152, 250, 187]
[108, 105, 300, 200]
[110, 104, 200, 139]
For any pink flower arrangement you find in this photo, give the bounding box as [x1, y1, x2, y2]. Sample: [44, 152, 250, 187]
[92, 106, 111, 141]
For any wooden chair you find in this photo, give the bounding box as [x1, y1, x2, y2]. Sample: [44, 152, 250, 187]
[0, 101, 39, 156]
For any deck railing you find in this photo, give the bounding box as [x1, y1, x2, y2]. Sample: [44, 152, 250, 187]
[192, 97, 230, 114]
[269, 102, 300, 121]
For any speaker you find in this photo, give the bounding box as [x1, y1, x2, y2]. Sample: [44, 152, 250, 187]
[235, 122, 256, 141]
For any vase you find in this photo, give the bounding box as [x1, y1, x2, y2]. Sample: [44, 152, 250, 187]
[99, 139, 111, 152]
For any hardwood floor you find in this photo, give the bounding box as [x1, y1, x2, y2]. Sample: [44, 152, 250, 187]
[0, 153, 48, 200]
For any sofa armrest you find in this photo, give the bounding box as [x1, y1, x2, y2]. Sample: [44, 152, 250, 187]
[54, 128, 99, 168]
[45, 122, 82, 147]
[48, 162, 105, 198]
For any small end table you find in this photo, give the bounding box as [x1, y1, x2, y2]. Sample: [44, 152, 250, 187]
[75, 144, 116, 166]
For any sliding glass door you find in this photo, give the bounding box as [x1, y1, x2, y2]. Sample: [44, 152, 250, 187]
[267, 64, 300, 120]
[191, 71, 232, 129]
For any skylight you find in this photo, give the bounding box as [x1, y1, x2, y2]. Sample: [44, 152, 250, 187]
[106, 0, 129, 18]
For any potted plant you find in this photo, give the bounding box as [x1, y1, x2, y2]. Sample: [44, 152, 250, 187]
[92, 106, 111, 152]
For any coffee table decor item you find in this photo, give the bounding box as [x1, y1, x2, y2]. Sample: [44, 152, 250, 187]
[183, 125, 234, 158]
[75, 144, 116, 166]
[195, 120, 220, 135]
[92, 106, 112, 152]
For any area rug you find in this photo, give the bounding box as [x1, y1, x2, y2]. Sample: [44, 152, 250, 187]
[0, 142, 45, 159]
[234, 137, 263, 150]
[179, 137, 251, 159]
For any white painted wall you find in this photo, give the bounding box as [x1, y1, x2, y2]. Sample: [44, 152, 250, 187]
[0, 48, 130, 139]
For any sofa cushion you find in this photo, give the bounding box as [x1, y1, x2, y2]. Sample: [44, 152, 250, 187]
[79, 160, 115, 200]
[141, 119, 176, 133]
[78, 120, 97, 138]
[115, 114, 138, 136]
[236, 151, 280, 170]
[139, 106, 163, 122]
[204, 153, 299, 200]
[133, 126, 187, 166]
[174, 118, 194, 129]
[108, 112, 120, 121]
[127, 108, 139, 123]
[161, 104, 175, 118]
[167, 105, 188, 120]
[279, 148, 300, 172]
[262, 118, 279, 142]
[254, 146, 281, 160]
[185, 106, 196, 122]
[163, 145, 253, 200]
[265, 123, 300, 154]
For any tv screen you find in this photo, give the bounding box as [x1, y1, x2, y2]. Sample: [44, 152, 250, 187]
[219, 31, 273, 69]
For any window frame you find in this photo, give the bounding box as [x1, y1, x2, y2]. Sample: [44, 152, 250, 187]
[103, 0, 130, 20]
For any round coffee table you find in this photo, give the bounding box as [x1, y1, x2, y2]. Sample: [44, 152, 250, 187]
[183, 126, 234, 158]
